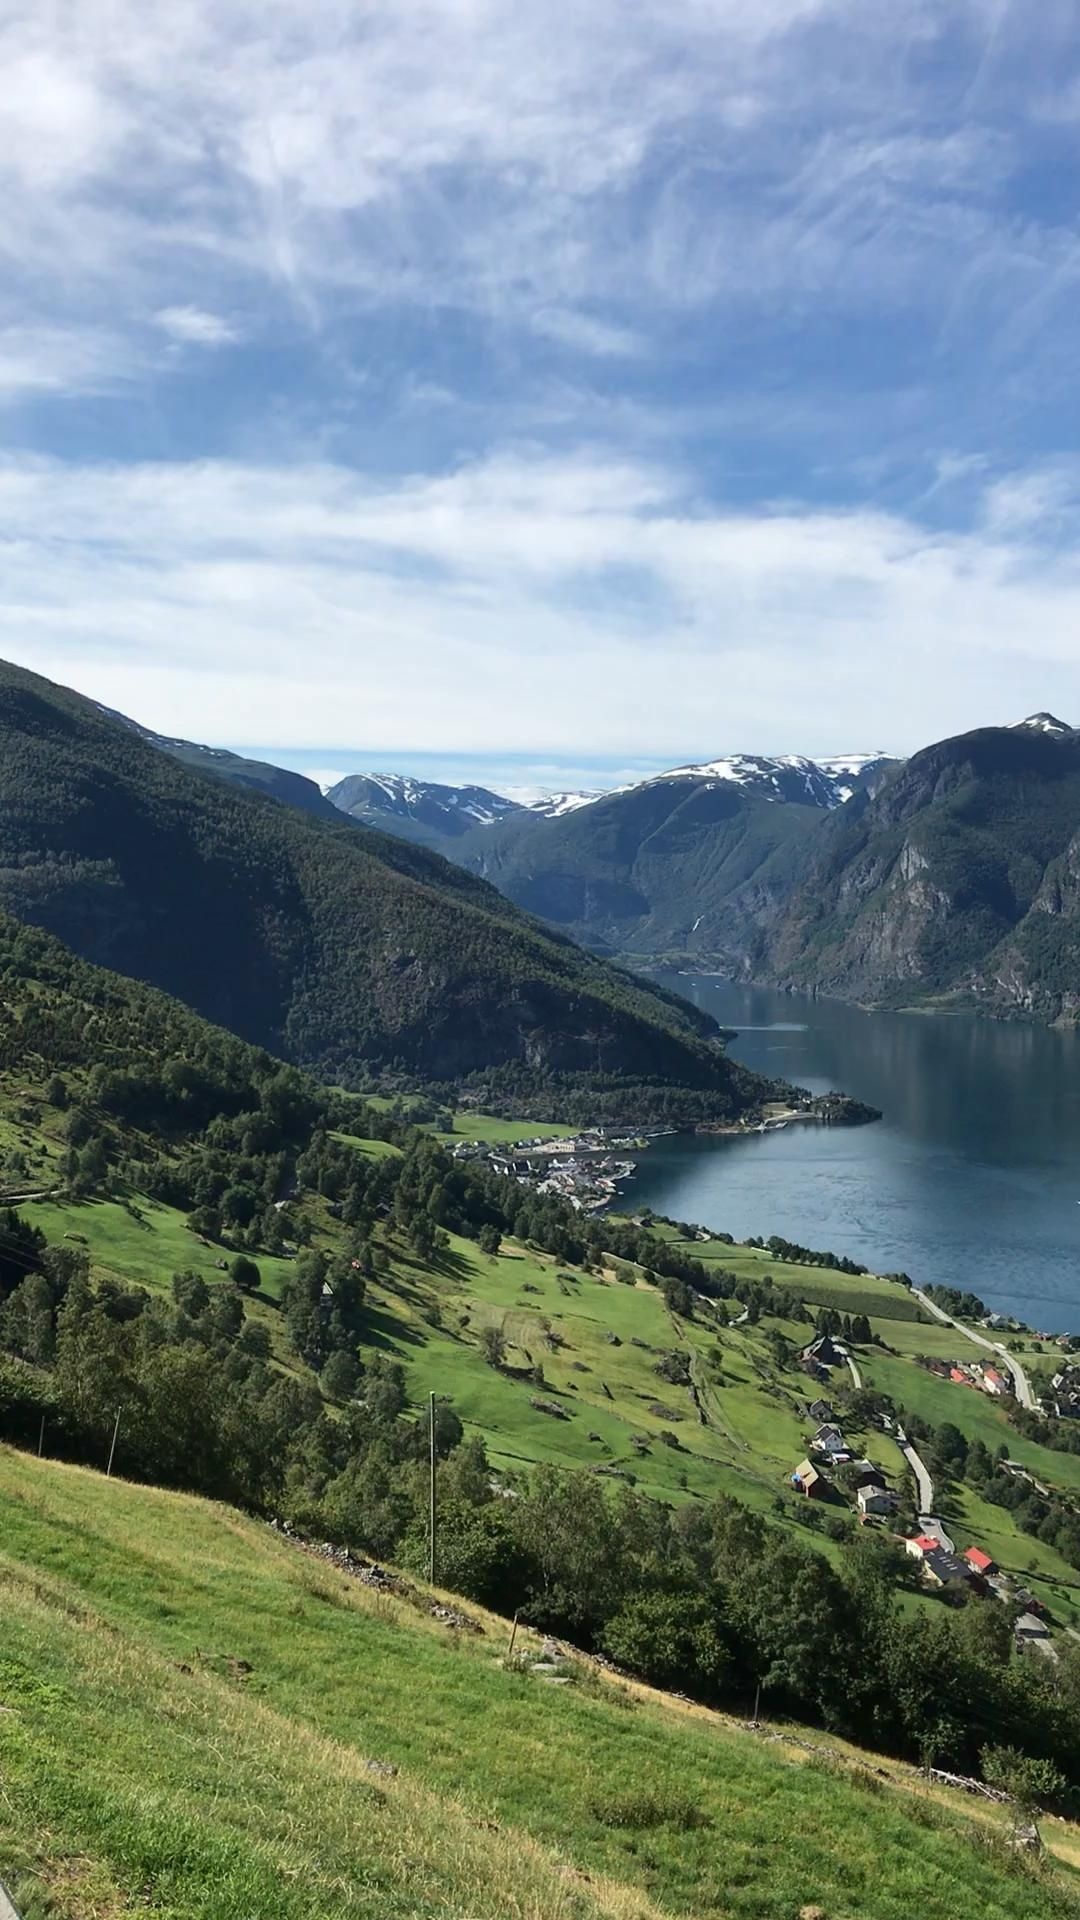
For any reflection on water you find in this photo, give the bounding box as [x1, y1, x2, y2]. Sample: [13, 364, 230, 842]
[628, 978, 1080, 1330]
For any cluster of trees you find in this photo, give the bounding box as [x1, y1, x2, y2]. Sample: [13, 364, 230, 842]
[814, 1306, 874, 1344]
[925, 1285, 990, 1321]
[747, 1234, 869, 1277]
[1014, 1404, 1080, 1460]
[906, 1415, 1080, 1575]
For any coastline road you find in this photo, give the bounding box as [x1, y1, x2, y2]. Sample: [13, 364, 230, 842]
[911, 1289, 1035, 1410]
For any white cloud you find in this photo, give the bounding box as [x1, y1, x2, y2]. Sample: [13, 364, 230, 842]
[4, 448, 1080, 756]
[0, 325, 133, 400]
[1, 0, 1073, 343]
[531, 309, 643, 357]
[154, 305, 238, 345]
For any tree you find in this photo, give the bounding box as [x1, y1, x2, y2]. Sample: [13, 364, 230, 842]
[600, 1591, 730, 1698]
[171, 1270, 210, 1318]
[981, 1745, 1066, 1842]
[44, 1073, 69, 1110]
[322, 1349, 360, 1400]
[231, 1254, 261, 1294]
[364, 1353, 406, 1424]
[0, 1273, 56, 1365]
[0, 1208, 47, 1304]
[479, 1324, 506, 1369]
[477, 1224, 501, 1257]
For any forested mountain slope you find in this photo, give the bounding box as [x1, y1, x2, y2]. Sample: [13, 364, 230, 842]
[0, 662, 767, 1116]
[760, 722, 1080, 1018]
[458, 767, 834, 964]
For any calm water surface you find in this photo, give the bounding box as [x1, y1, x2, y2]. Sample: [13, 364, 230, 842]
[629, 976, 1080, 1331]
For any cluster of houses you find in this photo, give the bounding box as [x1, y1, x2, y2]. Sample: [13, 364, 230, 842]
[920, 1355, 1009, 1398]
[448, 1131, 639, 1213]
[904, 1536, 1053, 1654]
[791, 1408, 899, 1517]
[1050, 1364, 1080, 1419]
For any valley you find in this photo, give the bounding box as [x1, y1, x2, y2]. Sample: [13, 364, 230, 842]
[3, 662, 1080, 1917]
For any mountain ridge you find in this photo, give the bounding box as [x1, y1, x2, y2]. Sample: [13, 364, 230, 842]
[0, 658, 778, 1120]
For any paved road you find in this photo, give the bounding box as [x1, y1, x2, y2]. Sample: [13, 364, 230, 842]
[837, 1346, 862, 1390]
[912, 1288, 1035, 1410]
[898, 1436, 935, 1515]
[0, 1878, 23, 1920]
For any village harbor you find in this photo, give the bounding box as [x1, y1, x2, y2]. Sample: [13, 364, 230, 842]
[449, 1129, 646, 1212]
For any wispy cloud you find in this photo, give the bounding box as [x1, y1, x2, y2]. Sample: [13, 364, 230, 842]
[3, 1, 1080, 756]
[154, 305, 239, 346]
[0, 325, 133, 400]
[5, 448, 1080, 755]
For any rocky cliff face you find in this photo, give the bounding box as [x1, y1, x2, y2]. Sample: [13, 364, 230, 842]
[760, 726, 1080, 1019]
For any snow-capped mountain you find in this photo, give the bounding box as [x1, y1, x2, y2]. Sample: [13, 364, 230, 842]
[528, 789, 616, 817]
[326, 772, 528, 842]
[1014, 712, 1074, 736]
[324, 752, 894, 850]
[643, 751, 891, 809]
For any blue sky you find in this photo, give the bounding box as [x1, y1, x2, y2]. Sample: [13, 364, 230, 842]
[5, 0, 1080, 790]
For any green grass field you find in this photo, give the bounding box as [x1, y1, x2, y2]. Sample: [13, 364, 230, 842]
[25, 1191, 299, 1304]
[439, 1113, 578, 1145]
[2, 1447, 1077, 1920]
[667, 1237, 930, 1322]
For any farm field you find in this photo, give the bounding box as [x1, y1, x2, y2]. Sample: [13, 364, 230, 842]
[2, 1447, 1077, 1920]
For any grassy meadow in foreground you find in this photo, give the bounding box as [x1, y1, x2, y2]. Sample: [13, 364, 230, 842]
[2, 1447, 1079, 1920]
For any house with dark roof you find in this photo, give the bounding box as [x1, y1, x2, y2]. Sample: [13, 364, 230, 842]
[800, 1334, 843, 1371]
[850, 1459, 887, 1490]
[922, 1548, 974, 1592]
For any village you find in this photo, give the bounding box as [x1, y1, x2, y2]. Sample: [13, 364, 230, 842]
[449, 1129, 644, 1212]
[789, 1331, 1058, 1661]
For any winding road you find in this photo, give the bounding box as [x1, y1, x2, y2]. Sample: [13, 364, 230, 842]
[912, 1288, 1035, 1410]
[895, 1428, 954, 1549]
[837, 1346, 862, 1390]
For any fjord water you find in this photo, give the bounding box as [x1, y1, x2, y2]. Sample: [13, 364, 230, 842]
[633, 976, 1080, 1331]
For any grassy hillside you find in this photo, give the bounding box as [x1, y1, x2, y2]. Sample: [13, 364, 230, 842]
[4, 1447, 1080, 1920]
[0, 660, 775, 1120]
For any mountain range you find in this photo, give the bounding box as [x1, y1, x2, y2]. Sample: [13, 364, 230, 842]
[9, 656, 1077, 1048]
[0, 659, 783, 1122]
[316, 717, 1080, 1021]
[323, 751, 890, 852]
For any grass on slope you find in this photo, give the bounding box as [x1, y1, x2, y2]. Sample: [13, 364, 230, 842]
[26, 1192, 298, 1304]
[2, 1448, 1077, 1920]
[664, 1236, 929, 1322]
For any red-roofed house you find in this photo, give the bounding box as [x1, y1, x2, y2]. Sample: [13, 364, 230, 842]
[949, 1367, 970, 1386]
[904, 1535, 940, 1561]
[983, 1369, 1007, 1397]
[964, 1546, 996, 1577]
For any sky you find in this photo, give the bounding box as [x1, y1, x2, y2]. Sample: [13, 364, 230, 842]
[6, 0, 1080, 792]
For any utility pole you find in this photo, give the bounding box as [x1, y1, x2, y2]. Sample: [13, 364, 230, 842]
[106, 1407, 121, 1479]
[37, 1414, 45, 1458]
[428, 1389, 437, 1585]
